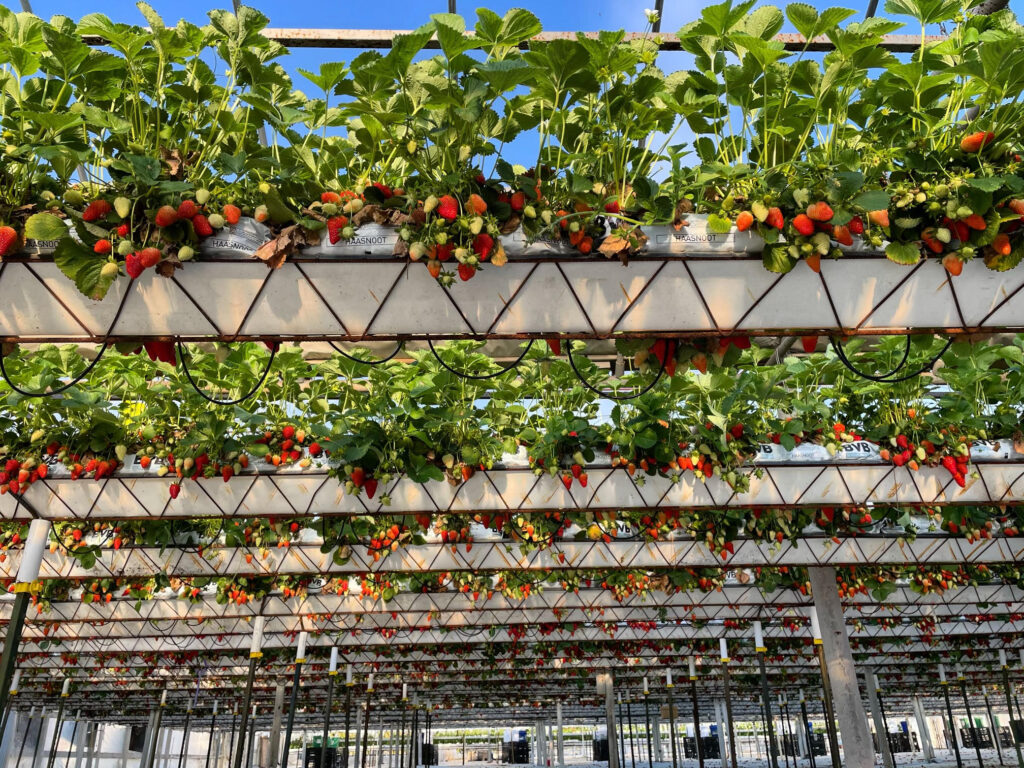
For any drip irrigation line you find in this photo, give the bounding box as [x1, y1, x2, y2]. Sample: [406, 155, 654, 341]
[0, 343, 109, 397]
[328, 341, 404, 366]
[566, 343, 666, 400]
[829, 335, 953, 383]
[427, 338, 535, 380]
[177, 342, 277, 405]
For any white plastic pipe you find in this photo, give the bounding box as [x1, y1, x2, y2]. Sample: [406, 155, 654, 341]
[643, 677, 649, 695]
[809, 607, 822, 643]
[296, 631, 308, 661]
[61, 678, 71, 697]
[16, 519, 51, 584]
[10, 669, 20, 694]
[329, 648, 339, 674]
[688, 657, 697, 680]
[719, 638, 729, 662]
[250, 617, 265, 655]
[666, 670, 673, 688]
[753, 621, 765, 651]
[938, 665, 947, 684]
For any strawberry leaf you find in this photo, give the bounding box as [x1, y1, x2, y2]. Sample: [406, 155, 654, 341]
[984, 241, 1024, 272]
[762, 244, 796, 273]
[885, 241, 921, 265]
[53, 238, 118, 300]
[23, 213, 68, 241]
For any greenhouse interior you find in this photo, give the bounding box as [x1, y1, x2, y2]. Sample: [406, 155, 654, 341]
[0, 0, 1023, 767]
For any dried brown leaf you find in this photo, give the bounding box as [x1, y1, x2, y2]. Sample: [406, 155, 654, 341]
[499, 214, 521, 235]
[254, 224, 308, 269]
[155, 254, 182, 278]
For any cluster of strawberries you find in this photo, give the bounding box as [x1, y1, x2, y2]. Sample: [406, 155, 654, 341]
[0, 457, 48, 495]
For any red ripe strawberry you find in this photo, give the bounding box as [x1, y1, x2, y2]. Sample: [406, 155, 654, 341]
[327, 216, 345, 244]
[364, 478, 379, 499]
[372, 182, 393, 199]
[848, 216, 864, 235]
[223, 204, 242, 225]
[282, 425, 296, 439]
[793, 214, 815, 236]
[82, 200, 112, 222]
[139, 247, 161, 268]
[942, 253, 964, 276]
[427, 260, 442, 279]
[467, 194, 487, 215]
[93, 239, 112, 255]
[192, 214, 214, 237]
[154, 205, 179, 228]
[177, 200, 199, 220]
[867, 210, 890, 228]
[546, 338, 561, 356]
[604, 200, 621, 214]
[730, 424, 744, 439]
[472, 233, 494, 260]
[475, 173, 486, 185]
[321, 191, 341, 204]
[458, 263, 476, 281]
[222, 465, 233, 482]
[571, 464, 583, 479]
[960, 131, 995, 153]
[766, 207, 784, 229]
[735, 211, 754, 232]
[434, 243, 454, 262]
[437, 195, 459, 221]
[832, 225, 853, 247]
[801, 335, 818, 353]
[117, 223, 130, 237]
[964, 214, 987, 231]
[308, 442, 322, 457]
[510, 191, 525, 212]
[168, 483, 181, 499]
[461, 465, 474, 481]
[806, 202, 834, 221]
[143, 341, 176, 365]
[350, 466, 365, 487]
[0, 226, 17, 256]
[578, 472, 588, 488]
[125, 252, 144, 279]
[561, 474, 572, 491]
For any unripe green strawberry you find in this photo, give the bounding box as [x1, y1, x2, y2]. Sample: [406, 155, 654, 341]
[258, 182, 271, 195]
[435, 232, 448, 245]
[207, 213, 225, 229]
[322, 203, 338, 216]
[178, 246, 195, 261]
[407, 140, 417, 154]
[342, 226, 354, 239]
[117, 240, 133, 256]
[114, 197, 131, 219]
[936, 227, 951, 243]
[64, 189, 85, 206]
[195, 188, 211, 205]
[541, 210, 552, 225]
[30, 429, 45, 442]
[470, 216, 483, 235]
[523, 205, 536, 219]
[455, 247, 470, 263]
[115, 444, 128, 461]
[424, 195, 439, 214]
[344, 198, 363, 214]
[409, 242, 428, 261]
[751, 201, 769, 222]
[100, 261, 120, 280]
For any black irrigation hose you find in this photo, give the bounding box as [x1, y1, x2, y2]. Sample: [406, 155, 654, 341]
[327, 341, 404, 366]
[176, 341, 277, 405]
[566, 342, 666, 400]
[829, 335, 954, 383]
[0, 343, 109, 397]
[427, 338, 535, 380]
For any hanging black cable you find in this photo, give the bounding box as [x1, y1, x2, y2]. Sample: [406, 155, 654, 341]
[427, 339, 535, 380]
[328, 341, 403, 366]
[176, 342, 277, 405]
[566, 343, 666, 401]
[828, 335, 952, 383]
[0, 343, 109, 397]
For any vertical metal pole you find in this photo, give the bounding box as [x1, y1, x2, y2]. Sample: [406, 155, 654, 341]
[32, 707, 51, 768]
[233, 659, 258, 768]
[719, 648, 737, 768]
[643, 696, 652, 768]
[942, 683, 964, 768]
[342, 686, 353, 768]
[626, 695, 637, 768]
[689, 668, 703, 768]
[0, 589, 32, 718]
[228, 708, 238, 768]
[282, 663, 303, 768]
[781, 696, 795, 765]
[984, 690, 1005, 766]
[616, 697, 626, 768]
[17, 706, 40, 768]
[63, 713, 80, 768]
[872, 674, 894, 768]
[244, 706, 257, 768]
[398, 709, 406, 768]
[45, 693, 67, 768]
[322, 674, 337, 768]
[206, 706, 219, 768]
[1002, 664, 1024, 768]
[178, 709, 193, 768]
[756, 655, 778, 768]
[666, 685, 678, 768]
[362, 701, 372, 768]
[799, 694, 816, 768]
[814, 646, 841, 768]
[958, 673, 984, 768]
[149, 697, 167, 768]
